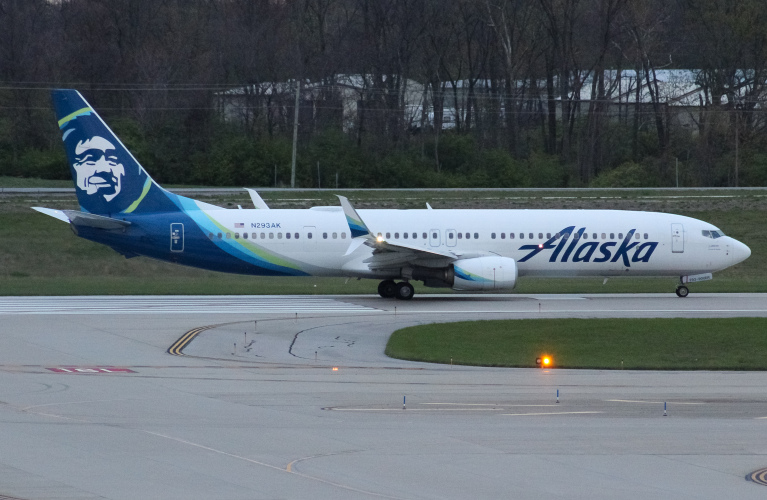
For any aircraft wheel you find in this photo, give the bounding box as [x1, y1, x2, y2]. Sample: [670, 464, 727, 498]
[378, 280, 397, 298]
[676, 286, 689, 298]
[394, 281, 414, 301]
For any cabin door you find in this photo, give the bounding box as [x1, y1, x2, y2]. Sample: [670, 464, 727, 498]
[170, 223, 184, 252]
[429, 229, 440, 247]
[446, 229, 457, 247]
[671, 223, 684, 253]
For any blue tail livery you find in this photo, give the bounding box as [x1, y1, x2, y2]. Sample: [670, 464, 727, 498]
[53, 89, 177, 215]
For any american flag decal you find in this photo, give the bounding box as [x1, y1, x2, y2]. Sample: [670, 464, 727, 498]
[234, 223, 244, 228]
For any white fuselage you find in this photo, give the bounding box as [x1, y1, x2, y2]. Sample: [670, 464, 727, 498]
[198, 207, 750, 279]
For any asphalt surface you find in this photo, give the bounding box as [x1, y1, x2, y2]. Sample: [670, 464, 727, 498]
[1, 293, 766, 499]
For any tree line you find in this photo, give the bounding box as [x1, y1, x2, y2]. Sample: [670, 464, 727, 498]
[2, 0, 767, 188]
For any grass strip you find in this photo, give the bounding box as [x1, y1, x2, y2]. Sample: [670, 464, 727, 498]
[385, 318, 767, 370]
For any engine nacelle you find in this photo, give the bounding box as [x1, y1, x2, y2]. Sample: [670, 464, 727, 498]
[451, 256, 518, 291]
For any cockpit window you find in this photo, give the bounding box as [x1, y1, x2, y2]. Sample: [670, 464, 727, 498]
[702, 229, 725, 239]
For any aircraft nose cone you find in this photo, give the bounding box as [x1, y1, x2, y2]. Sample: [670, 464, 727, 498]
[732, 240, 751, 265]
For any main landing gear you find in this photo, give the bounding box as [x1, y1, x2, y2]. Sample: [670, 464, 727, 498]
[675, 285, 689, 298]
[378, 280, 414, 300]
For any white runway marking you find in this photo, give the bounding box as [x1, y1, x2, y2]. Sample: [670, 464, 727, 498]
[0, 296, 380, 315]
[502, 411, 602, 416]
[606, 399, 706, 405]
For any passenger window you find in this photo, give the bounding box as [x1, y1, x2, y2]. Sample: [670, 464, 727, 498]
[582, 233, 587, 240]
[208, 232, 214, 239]
[465, 233, 470, 239]
[448, 233, 454, 239]
[547, 233, 551, 239]
[520, 233, 524, 239]
[644, 233, 648, 240]
[226, 232, 231, 239]
[243, 233, 248, 239]
[413, 232, 417, 239]
[528, 233, 533, 239]
[394, 232, 400, 239]
[510, 233, 515, 239]
[602, 233, 606, 239]
[341, 232, 346, 239]
[386, 232, 391, 239]
[610, 233, 614, 239]
[634, 233, 639, 239]
[491, 233, 496, 239]
[403, 232, 408, 239]
[260, 233, 265, 239]
[458, 233, 463, 239]
[323, 232, 328, 239]
[269, 233, 274, 239]
[422, 232, 427, 239]
[574, 233, 580, 240]
[501, 233, 506, 239]
[308, 233, 312, 239]
[286, 232, 291, 239]
[278, 233, 283, 239]
[332, 232, 338, 239]
[618, 233, 623, 239]
[538, 233, 543, 239]
[295, 233, 300, 239]
[252, 233, 257, 239]
[217, 233, 222, 239]
[432, 232, 437, 239]
[592, 233, 597, 239]
[235, 233, 240, 239]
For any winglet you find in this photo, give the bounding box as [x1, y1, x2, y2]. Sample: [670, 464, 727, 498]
[245, 188, 270, 210]
[336, 195, 371, 238]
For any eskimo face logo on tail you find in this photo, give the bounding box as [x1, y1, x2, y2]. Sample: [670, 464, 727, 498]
[518, 226, 658, 266]
[73, 136, 125, 202]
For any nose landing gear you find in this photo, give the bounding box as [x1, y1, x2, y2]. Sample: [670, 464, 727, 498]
[675, 285, 689, 298]
[378, 280, 414, 300]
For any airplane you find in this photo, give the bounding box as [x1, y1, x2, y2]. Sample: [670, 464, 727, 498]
[34, 89, 751, 300]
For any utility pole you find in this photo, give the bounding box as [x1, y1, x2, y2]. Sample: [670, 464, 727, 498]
[735, 110, 739, 187]
[291, 79, 301, 188]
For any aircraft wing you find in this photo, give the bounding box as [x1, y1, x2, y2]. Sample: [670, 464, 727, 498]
[362, 239, 458, 270]
[336, 195, 464, 270]
[245, 188, 270, 209]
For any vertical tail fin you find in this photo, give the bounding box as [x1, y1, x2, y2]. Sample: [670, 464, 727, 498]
[52, 89, 176, 215]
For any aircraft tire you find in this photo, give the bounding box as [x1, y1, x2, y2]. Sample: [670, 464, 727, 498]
[676, 286, 689, 298]
[395, 282, 414, 301]
[378, 280, 397, 298]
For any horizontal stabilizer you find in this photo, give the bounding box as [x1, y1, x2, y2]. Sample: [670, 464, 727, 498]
[31, 207, 70, 223]
[64, 210, 131, 229]
[32, 207, 130, 230]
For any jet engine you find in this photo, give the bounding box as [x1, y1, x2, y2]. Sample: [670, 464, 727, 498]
[411, 256, 518, 291]
[451, 256, 518, 291]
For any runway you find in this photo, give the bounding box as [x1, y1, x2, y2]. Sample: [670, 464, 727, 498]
[1, 293, 767, 499]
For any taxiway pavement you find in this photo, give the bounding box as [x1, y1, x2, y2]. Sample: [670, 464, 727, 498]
[0, 293, 766, 499]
